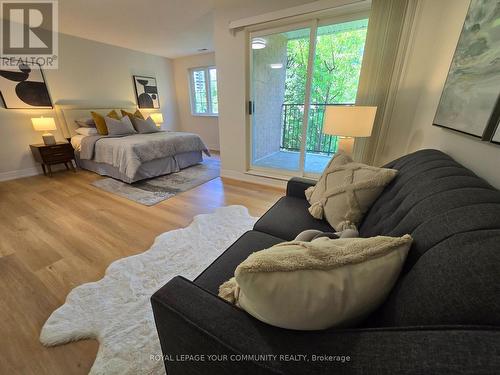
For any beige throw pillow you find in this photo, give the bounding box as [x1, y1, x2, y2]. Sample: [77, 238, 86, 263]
[305, 152, 397, 231]
[219, 235, 412, 330]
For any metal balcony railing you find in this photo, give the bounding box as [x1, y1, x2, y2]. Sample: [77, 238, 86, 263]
[280, 103, 342, 155]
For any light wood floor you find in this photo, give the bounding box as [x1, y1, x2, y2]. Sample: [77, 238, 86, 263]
[0, 163, 284, 374]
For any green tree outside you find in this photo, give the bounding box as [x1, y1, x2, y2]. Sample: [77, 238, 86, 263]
[282, 20, 368, 154]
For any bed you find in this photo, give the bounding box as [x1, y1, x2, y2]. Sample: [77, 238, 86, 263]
[57, 103, 210, 183]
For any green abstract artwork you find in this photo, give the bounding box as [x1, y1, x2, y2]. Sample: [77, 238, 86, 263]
[433, 0, 500, 139]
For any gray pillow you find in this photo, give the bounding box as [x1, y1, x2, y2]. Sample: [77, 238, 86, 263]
[74, 118, 96, 128]
[104, 116, 137, 136]
[131, 116, 160, 134]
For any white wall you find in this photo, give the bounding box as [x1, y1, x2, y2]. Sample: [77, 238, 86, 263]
[172, 53, 220, 150]
[252, 34, 287, 161]
[380, 0, 500, 188]
[0, 32, 177, 180]
[213, 0, 317, 183]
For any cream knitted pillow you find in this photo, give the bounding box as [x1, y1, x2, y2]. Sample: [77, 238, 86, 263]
[219, 235, 412, 330]
[305, 151, 353, 203]
[306, 153, 397, 231]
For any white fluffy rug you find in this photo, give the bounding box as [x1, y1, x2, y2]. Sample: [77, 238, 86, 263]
[40, 205, 257, 375]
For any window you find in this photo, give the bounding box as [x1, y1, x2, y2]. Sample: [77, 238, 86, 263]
[189, 66, 218, 116]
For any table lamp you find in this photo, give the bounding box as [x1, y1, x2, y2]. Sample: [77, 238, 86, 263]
[32, 117, 57, 145]
[150, 113, 164, 128]
[323, 105, 377, 155]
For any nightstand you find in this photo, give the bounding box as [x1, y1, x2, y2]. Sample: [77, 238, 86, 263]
[30, 142, 76, 177]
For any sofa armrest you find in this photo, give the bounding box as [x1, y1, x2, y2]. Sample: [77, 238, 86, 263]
[151, 276, 500, 375]
[286, 177, 316, 199]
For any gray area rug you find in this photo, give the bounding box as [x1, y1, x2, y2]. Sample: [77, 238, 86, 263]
[91, 158, 220, 205]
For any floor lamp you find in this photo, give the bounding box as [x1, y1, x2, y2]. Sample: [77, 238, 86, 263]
[322, 105, 377, 156]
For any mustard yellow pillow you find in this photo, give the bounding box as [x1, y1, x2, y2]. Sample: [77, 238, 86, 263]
[121, 109, 144, 120]
[91, 110, 120, 135]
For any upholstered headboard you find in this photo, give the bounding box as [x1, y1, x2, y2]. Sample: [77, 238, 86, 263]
[55, 101, 139, 138]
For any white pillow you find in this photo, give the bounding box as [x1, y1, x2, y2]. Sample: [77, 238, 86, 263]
[219, 235, 412, 330]
[306, 152, 397, 231]
[74, 118, 96, 127]
[75, 127, 98, 136]
[131, 116, 160, 134]
[104, 115, 137, 136]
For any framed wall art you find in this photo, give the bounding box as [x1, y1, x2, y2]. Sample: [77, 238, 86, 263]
[433, 0, 500, 140]
[0, 63, 52, 109]
[133, 75, 160, 109]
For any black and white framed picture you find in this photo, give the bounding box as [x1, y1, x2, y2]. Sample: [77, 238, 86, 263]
[0, 63, 52, 109]
[432, 0, 500, 139]
[133, 75, 160, 109]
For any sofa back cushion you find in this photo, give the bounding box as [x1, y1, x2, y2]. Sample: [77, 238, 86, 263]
[359, 149, 500, 327]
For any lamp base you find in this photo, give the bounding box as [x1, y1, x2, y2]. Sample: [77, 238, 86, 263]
[42, 133, 56, 146]
[337, 136, 354, 155]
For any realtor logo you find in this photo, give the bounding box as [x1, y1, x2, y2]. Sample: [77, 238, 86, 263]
[1, 0, 58, 68]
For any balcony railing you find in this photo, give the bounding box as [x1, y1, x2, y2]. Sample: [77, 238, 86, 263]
[280, 103, 341, 155]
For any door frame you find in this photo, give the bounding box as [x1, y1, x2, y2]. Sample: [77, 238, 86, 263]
[246, 8, 371, 180]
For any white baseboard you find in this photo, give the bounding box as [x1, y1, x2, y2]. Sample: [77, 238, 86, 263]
[0, 166, 41, 182]
[220, 169, 287, 188]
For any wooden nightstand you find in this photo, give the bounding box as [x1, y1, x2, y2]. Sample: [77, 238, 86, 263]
[30, 142, 76, 177]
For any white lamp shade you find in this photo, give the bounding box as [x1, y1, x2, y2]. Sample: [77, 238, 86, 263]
[323, 106, 377, 137]
[32, 117, 56, 132]
[150, 113, 164, 124]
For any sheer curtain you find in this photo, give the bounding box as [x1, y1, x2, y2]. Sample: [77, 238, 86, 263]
[353, 0, 420, 165]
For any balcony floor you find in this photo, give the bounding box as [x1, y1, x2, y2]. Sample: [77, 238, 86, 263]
[253, 150, 332, 174]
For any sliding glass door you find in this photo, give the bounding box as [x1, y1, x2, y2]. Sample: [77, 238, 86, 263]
[250, 24, 312, 172]
[249, 16, 368, 176]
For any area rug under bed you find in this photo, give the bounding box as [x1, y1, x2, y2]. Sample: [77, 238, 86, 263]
[40, 205, 257, 375]
[91, 158, 220, 206]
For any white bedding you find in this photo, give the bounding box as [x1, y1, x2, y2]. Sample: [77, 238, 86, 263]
[78, 132, 210, 180]
[71, 135, 85, 152]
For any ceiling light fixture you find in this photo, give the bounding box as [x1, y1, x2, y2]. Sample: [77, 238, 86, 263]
[269, 63, 283, 69]
[252, 38, 267, 50]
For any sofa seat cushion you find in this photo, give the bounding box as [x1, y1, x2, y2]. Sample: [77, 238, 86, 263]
[194, 230, 283, 294]
[254, 196, 333, 241]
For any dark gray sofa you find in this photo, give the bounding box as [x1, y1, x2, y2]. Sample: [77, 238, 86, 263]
[151, 149, 500, 374]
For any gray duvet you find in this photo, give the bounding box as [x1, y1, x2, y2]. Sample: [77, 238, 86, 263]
[79, 132, 210, 179]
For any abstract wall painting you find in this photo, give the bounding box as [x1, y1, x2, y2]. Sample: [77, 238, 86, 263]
[492, 125, 500, 144]
[490, 95, 500, 143]
[0, 63, 52, 109]
[133, 75, 160, 109]
[433, 0, 500, 141]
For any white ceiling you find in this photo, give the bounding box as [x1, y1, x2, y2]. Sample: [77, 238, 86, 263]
[58, 0, 215, 59]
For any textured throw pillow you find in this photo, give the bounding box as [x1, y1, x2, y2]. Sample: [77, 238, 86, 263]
[305, 152, 397, 231]
[75, 127, 98, 136]
[104, 115, 137, 136]
[121, 109, 145, 120]
[74, 118, 96, 128]
[131, 116, 160, 134]
[305, 151, 353, 203]
[91, 110, 120, 135]
[219, 235, 412, 330]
